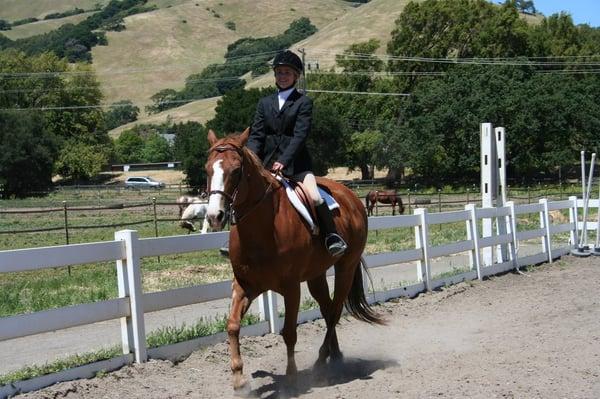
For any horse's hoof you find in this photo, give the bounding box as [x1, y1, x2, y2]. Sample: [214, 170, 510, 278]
[312, 357, 327, 371]
[233, 375, 250, 397]
[330, 351, 344, 364]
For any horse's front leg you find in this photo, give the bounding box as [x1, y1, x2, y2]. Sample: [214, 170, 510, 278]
[281, 283, 301, 375]
[228, 278, 252, 391]
[200, 217, 209, 234]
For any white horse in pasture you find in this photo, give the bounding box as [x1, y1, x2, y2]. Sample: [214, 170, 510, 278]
[177, 194, 209, 234]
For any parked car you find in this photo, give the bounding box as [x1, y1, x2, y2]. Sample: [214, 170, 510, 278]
[124, 176, 165, 189]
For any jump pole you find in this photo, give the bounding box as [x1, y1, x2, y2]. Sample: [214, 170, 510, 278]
[571, 152, 595, 257]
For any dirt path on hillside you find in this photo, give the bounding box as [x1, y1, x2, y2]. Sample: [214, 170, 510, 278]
[17, 256, 600, 399]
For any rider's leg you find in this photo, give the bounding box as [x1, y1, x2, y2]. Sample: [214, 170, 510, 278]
[299, 172, 347, 257]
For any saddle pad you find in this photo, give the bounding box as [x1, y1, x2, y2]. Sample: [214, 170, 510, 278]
[275, 175, 339, 234]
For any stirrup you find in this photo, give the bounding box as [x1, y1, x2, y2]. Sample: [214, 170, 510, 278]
[325, 233, 347, 257]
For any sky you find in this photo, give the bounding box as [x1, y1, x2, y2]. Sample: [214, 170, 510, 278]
[491, 0, 600, 27]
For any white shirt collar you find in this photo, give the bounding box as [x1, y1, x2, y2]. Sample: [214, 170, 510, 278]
[278, 87, 294, 110]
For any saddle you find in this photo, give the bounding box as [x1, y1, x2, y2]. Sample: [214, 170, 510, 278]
[275, 175, 339, 235]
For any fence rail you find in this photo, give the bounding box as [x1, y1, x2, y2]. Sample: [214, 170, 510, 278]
[0, 184, 585, 238]
[0, 195, 594, 397]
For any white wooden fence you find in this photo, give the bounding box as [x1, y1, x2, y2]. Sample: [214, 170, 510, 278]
[0, 196, 594, 397]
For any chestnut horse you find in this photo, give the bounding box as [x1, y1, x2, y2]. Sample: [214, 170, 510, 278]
[204, 128, 384, 391]
[365, 190, 405, 216]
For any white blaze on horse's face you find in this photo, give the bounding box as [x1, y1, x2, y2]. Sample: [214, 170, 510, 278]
[207, 159, 227, 230]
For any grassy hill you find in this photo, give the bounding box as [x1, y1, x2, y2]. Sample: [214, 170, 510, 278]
[108, 96, 220, 138]
[1, 12, 95, 40]
[92, 0, 355, 110]
[0, 0, 109, 21]
[2, 0, 410, 133]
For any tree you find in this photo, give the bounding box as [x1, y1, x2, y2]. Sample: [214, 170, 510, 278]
[0, 111, 57, 197]
[395, 64, 600, 182]
[114, 129, 144, 163]
[0, 49, 108, 195]
[54, 141, 111, 182]
[347, 129, 383, 180]
[386, 0, 530, 91]
[207, 87, 276, 134]
[140, 133, 172, 163]
[172, 122, 210, 190]
[514, 0, 536, 14]
[146, 89, 179, 114]
[309, 100, 349, 176]
[105, 100, 139, 130]
[309, 40, 403, 175]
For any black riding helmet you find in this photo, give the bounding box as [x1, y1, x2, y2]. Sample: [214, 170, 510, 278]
[272, 50, 303, 73]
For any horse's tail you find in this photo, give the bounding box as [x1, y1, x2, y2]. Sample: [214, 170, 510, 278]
[344, 257, 386, 325]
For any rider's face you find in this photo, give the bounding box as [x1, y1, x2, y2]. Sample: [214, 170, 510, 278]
[274, 66, 298, 90]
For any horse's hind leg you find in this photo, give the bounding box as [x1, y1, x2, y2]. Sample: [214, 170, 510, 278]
[281, 283, 301, 375]
[227, 279, 253, 391]
[326, 258, 363, 361]
[307, 274, 341, 365]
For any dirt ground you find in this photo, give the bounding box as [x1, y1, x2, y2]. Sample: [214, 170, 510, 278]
[16, 255, 600, 399]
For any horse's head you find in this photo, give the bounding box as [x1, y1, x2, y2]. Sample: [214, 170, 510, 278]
[205, 128, 250, 231]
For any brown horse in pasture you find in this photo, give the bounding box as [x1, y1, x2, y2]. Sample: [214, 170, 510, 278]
[204, 128, 384, 392]
[365, 190, 405, 216]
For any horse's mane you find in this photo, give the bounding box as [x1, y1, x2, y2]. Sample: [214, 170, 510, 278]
[218, 133, 278, 185]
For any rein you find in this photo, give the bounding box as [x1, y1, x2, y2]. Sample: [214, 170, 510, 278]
[208, 143, 279, 224]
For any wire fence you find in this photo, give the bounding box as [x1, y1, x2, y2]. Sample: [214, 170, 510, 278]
[0, 183, 584, 241]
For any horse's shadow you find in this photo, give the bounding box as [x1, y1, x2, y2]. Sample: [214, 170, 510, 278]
[248, 357, 398, 398]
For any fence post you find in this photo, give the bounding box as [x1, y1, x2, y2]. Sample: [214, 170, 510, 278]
[465, 204, 482, 280]
[506, 201, 519, 270]
[62, 201, 70, 246]
[115, 229, 147, 363]
[568, 195, 579, 247]
[152, 198, 160, 263]
[539, 198, 553, 263]
[62, 201, 71, 276]
[414, 208, 431, 291]
[258, 291, 279, 334]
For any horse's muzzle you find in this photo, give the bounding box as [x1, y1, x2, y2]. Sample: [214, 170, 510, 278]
[207, 210, 226, 230]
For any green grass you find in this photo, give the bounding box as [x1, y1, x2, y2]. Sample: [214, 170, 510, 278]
[0, 313, 259, 386]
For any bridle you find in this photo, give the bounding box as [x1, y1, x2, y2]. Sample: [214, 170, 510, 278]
[207, 143, 277, 223]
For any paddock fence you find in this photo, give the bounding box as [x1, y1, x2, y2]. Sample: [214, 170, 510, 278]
[0, 195, 594, 397]
[0, 184, 583, 240]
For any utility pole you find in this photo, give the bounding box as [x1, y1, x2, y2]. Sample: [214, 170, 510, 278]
[298, 48, 307, 92]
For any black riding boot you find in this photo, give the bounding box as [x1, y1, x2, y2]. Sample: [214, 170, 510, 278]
[315, 202, 348, 257]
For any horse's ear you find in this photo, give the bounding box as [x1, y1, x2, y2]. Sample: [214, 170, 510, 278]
[239, 127, 250, 146]
[207, 129, 218, 145]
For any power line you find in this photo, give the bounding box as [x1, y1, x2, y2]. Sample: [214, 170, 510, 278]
[3, 47, 600, 78]
[307, 89, 410, 96]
